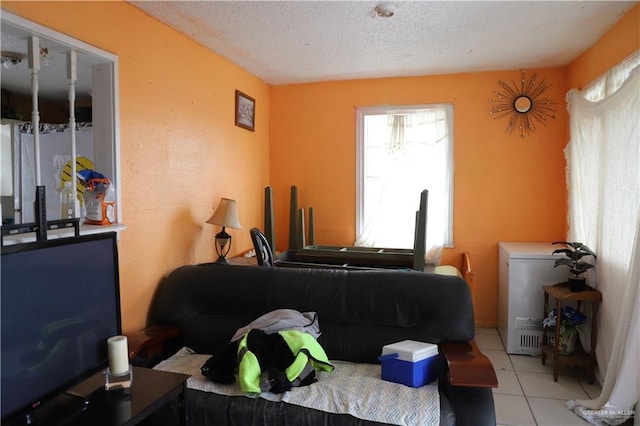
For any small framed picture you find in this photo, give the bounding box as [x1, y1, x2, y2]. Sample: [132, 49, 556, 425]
[235, 90, 255, 131]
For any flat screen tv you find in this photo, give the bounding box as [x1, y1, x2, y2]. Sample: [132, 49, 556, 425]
[1, 232, 121, 423]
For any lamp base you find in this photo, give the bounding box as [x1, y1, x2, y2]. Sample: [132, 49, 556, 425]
[214, 228, 232, 264]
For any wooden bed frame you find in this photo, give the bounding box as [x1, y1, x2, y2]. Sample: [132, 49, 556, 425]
[281, 185, 428, 271]
[262, 185, 476, 303]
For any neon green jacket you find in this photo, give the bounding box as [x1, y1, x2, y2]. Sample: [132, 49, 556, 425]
[237, 329, 334, 393]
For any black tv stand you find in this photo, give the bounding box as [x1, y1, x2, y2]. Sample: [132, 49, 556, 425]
[39, 392, 90, 425]
[5, 392, 89, 426]
[4, 367, 188, 426]
[71, 367, 188, 425]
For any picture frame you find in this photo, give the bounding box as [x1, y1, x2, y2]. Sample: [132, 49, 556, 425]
[235, 90, 255, 131]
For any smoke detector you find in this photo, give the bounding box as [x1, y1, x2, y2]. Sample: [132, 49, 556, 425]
[374, 3, 395, 18]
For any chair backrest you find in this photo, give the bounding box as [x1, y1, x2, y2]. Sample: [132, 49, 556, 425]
[250, 227, 275, 267]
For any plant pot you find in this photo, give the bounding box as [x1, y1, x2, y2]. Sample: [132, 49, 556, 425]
[558, 328, 578, 355]
[568, 277, 586, 292]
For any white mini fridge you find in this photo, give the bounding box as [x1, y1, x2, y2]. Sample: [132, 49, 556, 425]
[498, 242, 569, 355]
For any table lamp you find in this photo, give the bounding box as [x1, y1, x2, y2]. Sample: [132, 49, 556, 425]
[206, 198, 242, 264]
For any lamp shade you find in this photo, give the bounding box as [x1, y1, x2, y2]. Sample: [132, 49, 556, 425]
[206, 198, 242, 229]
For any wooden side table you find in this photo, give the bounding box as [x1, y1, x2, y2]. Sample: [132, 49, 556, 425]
[227, 254, 258, 266]
[541, 282, 602, 383]
[55, 367, 189, 426]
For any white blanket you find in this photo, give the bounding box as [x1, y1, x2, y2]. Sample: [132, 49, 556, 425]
[154, 347, 440, 426]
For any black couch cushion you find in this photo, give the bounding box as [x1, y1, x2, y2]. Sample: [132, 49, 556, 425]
[144, 264, 494, 426]
[149, 265, 474, 362]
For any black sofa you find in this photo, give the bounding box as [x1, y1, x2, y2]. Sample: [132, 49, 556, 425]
[134, 264, 497, 426]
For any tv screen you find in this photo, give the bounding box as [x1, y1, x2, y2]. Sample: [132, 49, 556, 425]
[1, 232, 121, 422]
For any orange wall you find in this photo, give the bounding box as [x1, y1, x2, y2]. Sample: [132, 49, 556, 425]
[2, 2, 271, 332]
[568, 4, 639, 89]
[270, 4, 639, 327]
[4, 2, 637, 331]
[270, 69, 569, 327]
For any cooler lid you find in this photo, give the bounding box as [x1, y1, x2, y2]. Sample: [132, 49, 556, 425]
[498, 242, 563, 259]
[381, 340, 438, 362]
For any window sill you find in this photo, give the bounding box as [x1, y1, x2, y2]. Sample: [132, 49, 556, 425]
[2, 223, 127, 245]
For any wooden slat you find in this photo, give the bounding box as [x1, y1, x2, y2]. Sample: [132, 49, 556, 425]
[264, 186, 276, 256]
[297, 208, 306, 250]
[412, 189, 427, 271]
[308, 207, 315, 245]
[309, 245, 413, 254]
[542, 282, 602, 301]
[292, 249, 414, 268]
[439, 340, 498, 388]
[288, 185, 298, 250]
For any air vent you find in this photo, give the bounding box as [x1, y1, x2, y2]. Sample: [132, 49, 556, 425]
[521, 332, 540, 348]
[515, 330, 542, 354]
[515, 317, 543, 355]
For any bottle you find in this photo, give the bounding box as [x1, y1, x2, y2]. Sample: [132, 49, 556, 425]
[84, 179, 117, 225]
[104, 181, 117, 224]
[60, 181, 75, 219]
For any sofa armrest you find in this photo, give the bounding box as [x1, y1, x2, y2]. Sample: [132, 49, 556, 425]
[439, 340, 498, 388]
[126, 325, 182, 361]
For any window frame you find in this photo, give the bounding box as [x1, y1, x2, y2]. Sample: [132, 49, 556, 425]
[355, 104, 454, 247]
[1, 11, 124, 243]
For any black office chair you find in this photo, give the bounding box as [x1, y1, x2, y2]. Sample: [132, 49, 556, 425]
[250, 227, 275, 267]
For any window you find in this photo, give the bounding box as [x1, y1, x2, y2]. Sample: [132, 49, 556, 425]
[1, 11, 123, 242]
[355, 105, 453, 254]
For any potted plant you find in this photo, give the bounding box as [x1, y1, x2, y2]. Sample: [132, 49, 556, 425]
[543, 306, 586, 354]
[552, 241, 596, 292]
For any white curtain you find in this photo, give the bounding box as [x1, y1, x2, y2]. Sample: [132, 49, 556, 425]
[355, 107, 453, 264]
[565, 53, 640, 425]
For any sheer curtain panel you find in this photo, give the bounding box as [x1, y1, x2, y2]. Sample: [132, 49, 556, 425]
[565, 52, 639, 426]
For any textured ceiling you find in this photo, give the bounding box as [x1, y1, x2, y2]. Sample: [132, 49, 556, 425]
[1, 1, 636, 100]
[130, 1, 638, 85]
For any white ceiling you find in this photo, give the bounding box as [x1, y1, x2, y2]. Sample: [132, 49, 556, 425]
[1, 1, 636, 101]
[130, 1, 638, 85]
[1, 19, 104, 101]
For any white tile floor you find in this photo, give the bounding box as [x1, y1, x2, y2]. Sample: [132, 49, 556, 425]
[476, 328, 598, 426]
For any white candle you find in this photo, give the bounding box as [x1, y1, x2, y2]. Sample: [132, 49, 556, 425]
[107, 335, 129, 376]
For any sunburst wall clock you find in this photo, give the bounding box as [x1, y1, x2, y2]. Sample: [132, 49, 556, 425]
[489, 70, 556, 138]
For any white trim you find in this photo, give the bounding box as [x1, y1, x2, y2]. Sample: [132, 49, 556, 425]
[355, 108, 365, 236]
[111, 59, 122, 223]
[355, 104, 454, 247]
[444, 104, 454, 247]
[1, 10, 118, 63]
[2, 224, 128, 245]
[356, 104, 450, 115]
[1, 10, 123, 226]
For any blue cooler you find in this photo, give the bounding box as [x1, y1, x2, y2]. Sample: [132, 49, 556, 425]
[378, 340, 439, 387]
